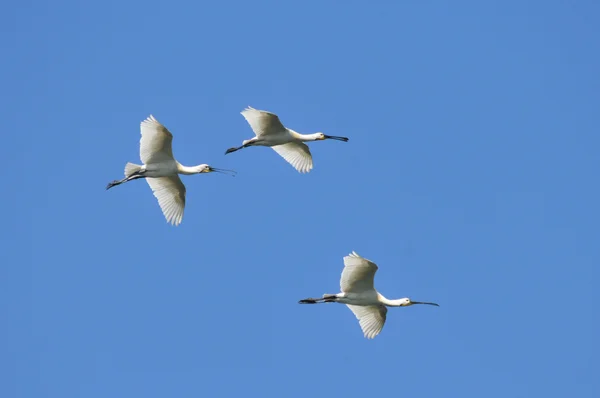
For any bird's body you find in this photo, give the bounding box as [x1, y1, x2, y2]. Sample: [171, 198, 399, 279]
[327, 290, 380, 306]
[106, 115, 235, 226]
[299, 251, 439, 339]
[133, 160, 177, 178]
[225, 106, 349, 173]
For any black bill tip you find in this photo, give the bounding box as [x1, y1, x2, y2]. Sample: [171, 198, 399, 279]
[412, 301, 440, 307]
[209, 167, 237, 176]
[324, 135, 349, 142]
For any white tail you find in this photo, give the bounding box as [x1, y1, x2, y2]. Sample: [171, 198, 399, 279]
[124, 162, 142, 177]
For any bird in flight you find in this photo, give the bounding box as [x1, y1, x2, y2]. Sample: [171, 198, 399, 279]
[106, 115, 236, 226]
[299, 251, 439, 339]
[225, 106, 349, 173]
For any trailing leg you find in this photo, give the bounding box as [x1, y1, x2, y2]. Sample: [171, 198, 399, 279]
[298, 297, 325, 304]
[106, 164, 146, 190]
[106, 179, 126, 190]
[321, 294, 338, 302]
[225, 138, 257, 154]
[298, 294, 338, 304]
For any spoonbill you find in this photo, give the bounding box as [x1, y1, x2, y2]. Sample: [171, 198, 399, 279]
[225, 106, 349, 173]
[299, 251, 439, 339]
[106, 115, 236, 226]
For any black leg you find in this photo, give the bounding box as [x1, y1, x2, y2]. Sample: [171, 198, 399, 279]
[298, 297, 325, 304]
[225, 141, 257, 155]
[106, 171, 146, 190]
[106, 178, 125, 190]
[225, 146, 243, 155]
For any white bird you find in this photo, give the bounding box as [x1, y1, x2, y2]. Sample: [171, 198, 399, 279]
[225, 106, 349, 173]
[299, 251, 439, 339]
[106, 115, 236, 226]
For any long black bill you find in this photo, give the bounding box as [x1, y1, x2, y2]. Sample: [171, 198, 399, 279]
[412, 301, 440, 307]
[209, 167, 237, 176]
[324, 135, 349, 142]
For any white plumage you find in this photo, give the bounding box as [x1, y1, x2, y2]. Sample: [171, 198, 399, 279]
[299, 251, 439, 339]
[106, 115, 235, 226]
[225, 106, 349, 174]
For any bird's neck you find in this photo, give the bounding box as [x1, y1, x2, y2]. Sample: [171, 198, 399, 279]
[291, 130, 319, 142]
[177, 163, 202, 175]
[378, 293, 407, 307]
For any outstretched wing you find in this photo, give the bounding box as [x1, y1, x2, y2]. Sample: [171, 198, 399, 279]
[346, 304, 387, 339]
[146, 176, 186, 226]
[140, 115, 175, 164]
[241, 106, 287, 138]
[271, 142, 313, 173]
[340, 251, 379, 293]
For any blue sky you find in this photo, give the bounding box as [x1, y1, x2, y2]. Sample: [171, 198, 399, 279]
[3, 0, 599, 397]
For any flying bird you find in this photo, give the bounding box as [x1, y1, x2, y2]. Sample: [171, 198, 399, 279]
[225, 106, 349, 173]
[106, 115, 236, 226]
[299, 251, 439, 339]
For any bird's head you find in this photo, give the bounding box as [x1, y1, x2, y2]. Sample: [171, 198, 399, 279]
[397, 298, 411, 306]
[315, 132, 349, 142]
[398, 298, 440, 307]
[197, 164, 237, 176]
[195, 164, 211, 173]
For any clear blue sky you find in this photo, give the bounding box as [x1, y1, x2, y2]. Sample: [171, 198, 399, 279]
[3, 1, 599, 397]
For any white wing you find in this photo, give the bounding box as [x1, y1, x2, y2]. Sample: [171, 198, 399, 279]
[271, 142, 313, 173]
[340, 251, 379, 293]
[140, 115, 175, 164]
[346, 304, 387, 339]
[241, 106, 287, 138]
[146, 176, 186, 226]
